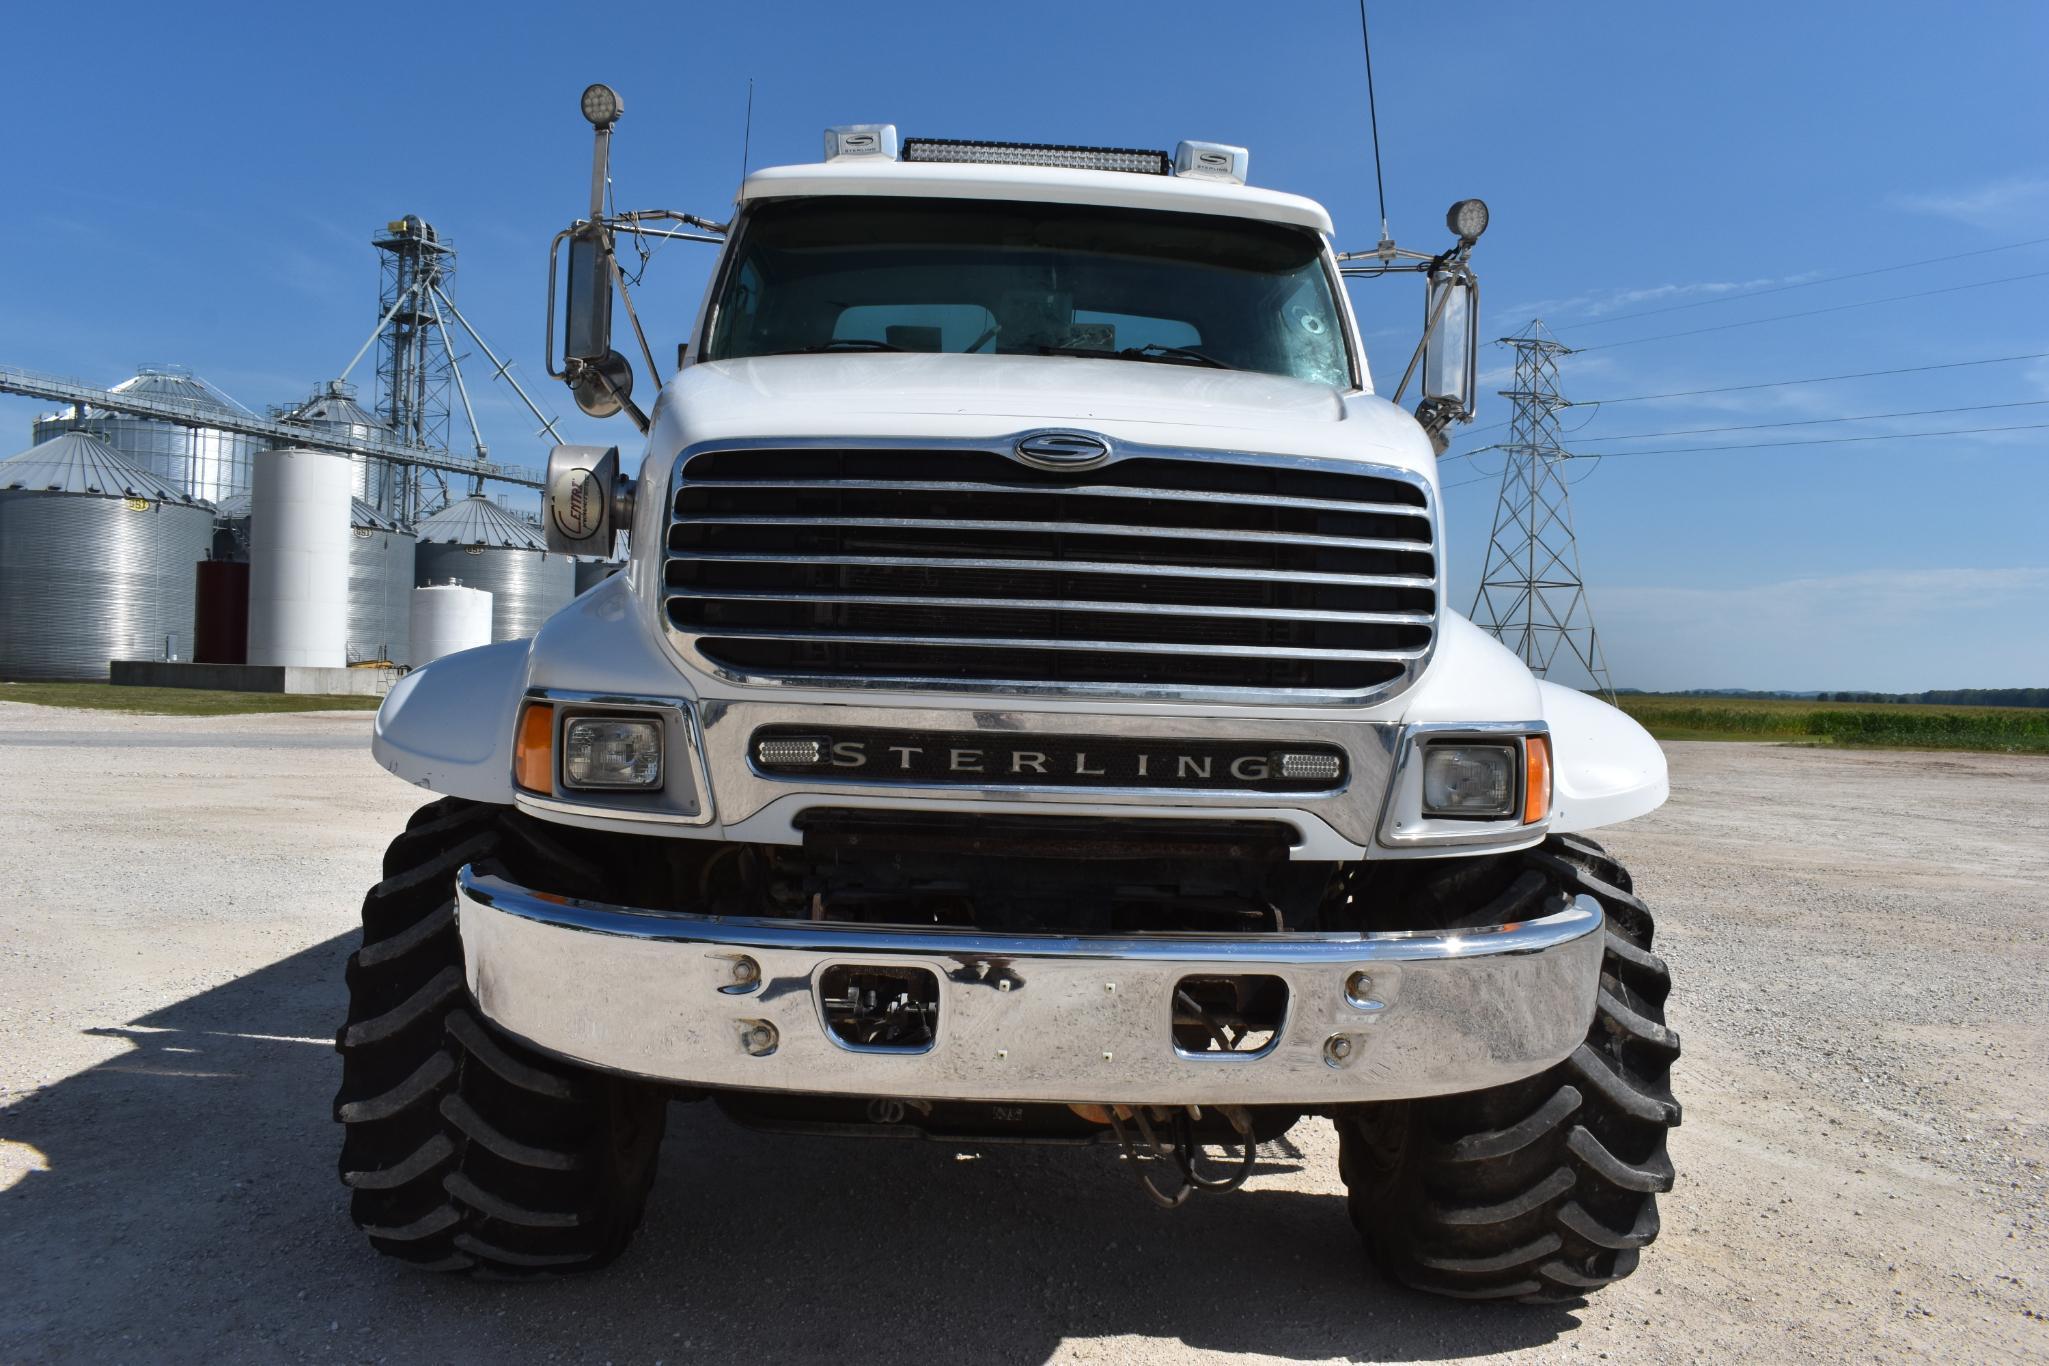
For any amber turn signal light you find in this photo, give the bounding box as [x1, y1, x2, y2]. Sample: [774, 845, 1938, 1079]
[514, 702, 555, 794]
[1523, 734, 1552, 824]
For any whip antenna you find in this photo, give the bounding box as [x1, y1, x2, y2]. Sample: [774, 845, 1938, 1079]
[1357, 0, 1393, 252]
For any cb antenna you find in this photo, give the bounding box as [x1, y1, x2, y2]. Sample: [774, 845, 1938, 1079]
[740, 78, 755, 181]
[1357, 0, 1395, 257]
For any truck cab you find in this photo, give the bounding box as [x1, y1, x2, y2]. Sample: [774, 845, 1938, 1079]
[339, 100, 1680, 1304]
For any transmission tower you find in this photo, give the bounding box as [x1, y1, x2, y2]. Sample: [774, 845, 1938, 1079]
[1469, 321, 1615, 697]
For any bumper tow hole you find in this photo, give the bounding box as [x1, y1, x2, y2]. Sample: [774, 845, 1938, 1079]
[819, 965, 940, 1052]
[1172, 975, 1287, 1058]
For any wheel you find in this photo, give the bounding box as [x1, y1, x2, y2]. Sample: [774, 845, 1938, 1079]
[1336, 834, 1680, 1302]
[334, 797, 668, 1274]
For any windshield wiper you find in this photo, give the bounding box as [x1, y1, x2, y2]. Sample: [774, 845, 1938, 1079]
[1030, 342, 1234, 370]
[761, 339, 905, 355]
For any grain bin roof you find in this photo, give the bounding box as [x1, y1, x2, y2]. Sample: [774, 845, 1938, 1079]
[0, 431, 214, 508]
[413, 493, 546, 549]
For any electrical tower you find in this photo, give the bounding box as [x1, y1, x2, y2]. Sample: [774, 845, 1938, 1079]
[1469, 321, 1615, 697]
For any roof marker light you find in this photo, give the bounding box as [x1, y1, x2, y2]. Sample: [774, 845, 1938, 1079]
[824, 124, 900, 161]
[1174, 141, 1249, 185]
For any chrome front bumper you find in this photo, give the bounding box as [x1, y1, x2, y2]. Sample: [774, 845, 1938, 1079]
[456, 867, 1604, 1107]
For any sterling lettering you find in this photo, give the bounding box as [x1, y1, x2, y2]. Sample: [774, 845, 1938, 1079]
[751, 729, 1344, 792]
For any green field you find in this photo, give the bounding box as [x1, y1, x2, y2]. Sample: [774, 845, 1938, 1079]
[0, 681, 383, 716]
[1615, 693, 2049, 753]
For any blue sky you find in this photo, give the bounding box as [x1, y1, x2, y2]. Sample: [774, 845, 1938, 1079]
[3, 1, 2045, 690]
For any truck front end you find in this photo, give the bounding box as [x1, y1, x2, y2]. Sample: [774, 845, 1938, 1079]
[339, 94, 1678, 1303]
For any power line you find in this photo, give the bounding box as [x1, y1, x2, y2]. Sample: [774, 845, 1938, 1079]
[1572, 420, 2049, 459]
[1574, 398, 2049, 444]
[1580, 350, 2049, 405]
[1576, 269, 2049, 351]
[1356, 1, 1389, 242]
[1551, 236, 2049, 330]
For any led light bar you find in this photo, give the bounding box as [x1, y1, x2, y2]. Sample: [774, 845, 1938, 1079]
[756, 737, 825, 767]
[1273, 751, 1344, 783]
[901, 137, 1170, 175]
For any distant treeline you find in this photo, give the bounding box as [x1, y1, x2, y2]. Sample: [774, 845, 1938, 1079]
[1815, 689, 2049, 708]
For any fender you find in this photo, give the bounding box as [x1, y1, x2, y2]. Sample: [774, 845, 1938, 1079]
[372, 638, 530, 803]
[1538, 680, 1668, 833]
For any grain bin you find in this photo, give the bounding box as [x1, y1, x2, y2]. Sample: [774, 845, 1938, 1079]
[413, 495, 574, 642]
[575, 558, 626, 595]
[280, 380, 400, 520]
[410, 583, 494, 665]
[348, 499, 416, 665]
[32, 365, 266, 504]
[247, 447, 352, 668]
[0, 431, 216, 679]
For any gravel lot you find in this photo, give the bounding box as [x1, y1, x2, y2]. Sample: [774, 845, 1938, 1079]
[1, 703, 2043, 1364]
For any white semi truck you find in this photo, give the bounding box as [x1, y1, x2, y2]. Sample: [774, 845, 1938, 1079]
[337, 87, 1678, 1303]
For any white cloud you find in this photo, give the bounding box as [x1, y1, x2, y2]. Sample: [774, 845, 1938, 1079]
[1887, 174, 2049, 230]
[1593, 567, 2049, 691]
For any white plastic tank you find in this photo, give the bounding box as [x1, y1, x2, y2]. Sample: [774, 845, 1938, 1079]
[410, 583, 494, 665]
[246, 447, 353, 667]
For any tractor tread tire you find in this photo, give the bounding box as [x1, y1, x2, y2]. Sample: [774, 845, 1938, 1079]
[335, 799, 666, 1276]
[1338, 836, 1679, 1303]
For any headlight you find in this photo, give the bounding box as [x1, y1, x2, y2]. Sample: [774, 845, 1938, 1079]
[1420, 743, 1516, 818]
[562, 716, 663, 790]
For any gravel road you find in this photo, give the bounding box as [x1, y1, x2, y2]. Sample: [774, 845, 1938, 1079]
[0, 703, 2042, 1364]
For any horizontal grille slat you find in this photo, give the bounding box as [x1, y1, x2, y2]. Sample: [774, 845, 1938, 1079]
[663, 446, 1438, 701]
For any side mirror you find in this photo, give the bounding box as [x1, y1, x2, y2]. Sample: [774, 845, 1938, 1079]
[1421, 273, 1477, 413]
[563, 227, 614, 364]
[544, 443, 635, 555]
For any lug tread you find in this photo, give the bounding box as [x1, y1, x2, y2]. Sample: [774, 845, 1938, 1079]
[1565, 1044, 1680, 1127]
[344, 1133, 456, 1191]
[444, 1171, 584, 1229]
[361, 1202, 461, 1243]
[440, 1094, 584, 1172]
[1558, 1197, 1661, 1250]
[341, 966, 464, 1049]
[445, 1008, 582, 1102]
[1538, 1250, 1639, 1289]
[337, 1049, 455, 1124]
[1417, 1233, 1562, 1276]
[1566, 1126, 1674, 1193]
[355, 904, 456, 970]
[1598, 986, 1683, 1059]
[1437, 1085, 1581, 1164]
[1432, 1166, 1576, 1226]
[452, 1233, 593, 1269]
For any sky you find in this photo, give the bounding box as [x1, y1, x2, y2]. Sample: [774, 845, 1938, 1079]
[2, 0, 2045, 691]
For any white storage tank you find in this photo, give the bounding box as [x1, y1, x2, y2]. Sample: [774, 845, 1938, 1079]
[247, 447, 353, 668]
[410, 583, 494, 665]
[0, 432, 216, 679]
[413, 495, 575, 642]
[279, 380, 400, 521]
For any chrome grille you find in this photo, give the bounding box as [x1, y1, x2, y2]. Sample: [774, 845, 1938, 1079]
[662, 445, 1437, 702]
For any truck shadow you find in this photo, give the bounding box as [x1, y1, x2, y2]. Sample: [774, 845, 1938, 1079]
[1, 934, 1579, 1364]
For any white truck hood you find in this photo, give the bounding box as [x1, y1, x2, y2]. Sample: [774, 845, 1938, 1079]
[651, 353, 1437, 474]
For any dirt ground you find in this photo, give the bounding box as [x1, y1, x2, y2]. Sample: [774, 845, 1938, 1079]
[0, 703, 2042, 1364]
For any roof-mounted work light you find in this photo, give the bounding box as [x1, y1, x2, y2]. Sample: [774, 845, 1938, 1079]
[581, 83, 623, 128]
[1446, 198, 1490, 243]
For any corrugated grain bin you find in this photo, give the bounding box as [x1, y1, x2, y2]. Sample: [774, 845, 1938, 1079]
[413, 495, 574, 642]
[575, 558, 625, 595]
[410, 583, 494, 665]
[0, 432, 216, 679]
[348, 500, 415, 666]
[32, 365, 265, 504]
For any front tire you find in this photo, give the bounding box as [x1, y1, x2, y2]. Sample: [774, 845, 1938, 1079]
[1337, 834, 1680, 1302]
[333, 798, 668, 1274]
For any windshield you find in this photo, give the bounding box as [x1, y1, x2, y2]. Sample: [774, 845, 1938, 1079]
[703, 196, 1351, 386]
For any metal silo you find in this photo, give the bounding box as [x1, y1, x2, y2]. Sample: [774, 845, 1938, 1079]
[349, 498, 416, 665]
[575, 557, 625, 595]
[0, 432, 216, 679]
[32, 366, 265, 504]
[280, 380, 401, 521]
[412, 495, 574, 642]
